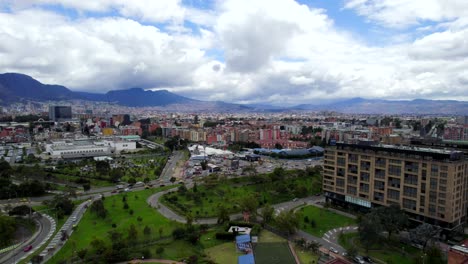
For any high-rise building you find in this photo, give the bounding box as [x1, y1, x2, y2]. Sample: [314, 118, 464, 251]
[323, 143, 468, 232]
[48, 106, 72, 121]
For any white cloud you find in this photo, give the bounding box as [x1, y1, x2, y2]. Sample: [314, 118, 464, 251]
[343, 0, 468, 28]
[0, 0, 468, 104]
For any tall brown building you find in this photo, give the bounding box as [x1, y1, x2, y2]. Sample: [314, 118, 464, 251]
[323, 143, 468, 232]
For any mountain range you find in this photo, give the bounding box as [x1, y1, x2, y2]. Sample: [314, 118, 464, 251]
[1, 73, 467, 114]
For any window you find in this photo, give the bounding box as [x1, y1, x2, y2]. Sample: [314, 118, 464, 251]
[403, 186, 417, 198]
[374, 192, 384, 202]
[388, 189, 400, 200]
[360, 172, 370, 182]
[336, 178, 345, 187]
[402, 198, 417, 211]
[388, 177, 401, 188]
[337, 157, 346, 166]
[374, 180, 385, 191]
[376, 157, 386, 167]
[347, 186, 357, 195]
[375, 168, 386, 179]
[389, 165, 401, 176]
[360, 183, 369, 193]
[430, 178, 438, 190]
[431, 164, 439, 177]
[404, 174, 418, 185]
[360, 161, 371, 171]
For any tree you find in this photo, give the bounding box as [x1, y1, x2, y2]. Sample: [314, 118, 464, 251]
[425, 245, 445, 264]
[372, 204, 408, 239]
[216, 204, 230, 224]
[128, 224, 138, 241]
[90, 199, 107, 219]
[409, 223, 440, 250]
[77, 248, 88, 260]
[8, 205, 33, 216]
[346, 244, 358, 260]
[0, 215, 16, 247]
[143, 177, 150, 184]
[275, 210, 300, 236]
[95, 161, 110, 175]
[143, 226, 151, 237]
[260, 203, 275, 224]
[159, 227, 163, 238]
[238, 195, 258, 217]
[359, 212, 382, 253]
[307, 241, 321, 254]
[170, 177, 176, 183]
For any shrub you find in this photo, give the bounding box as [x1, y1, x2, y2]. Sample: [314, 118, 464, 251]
[215, 232, 236, 240]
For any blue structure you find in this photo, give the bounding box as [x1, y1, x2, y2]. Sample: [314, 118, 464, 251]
[236, 234, 252, 252]
[238, 253, 255, 264]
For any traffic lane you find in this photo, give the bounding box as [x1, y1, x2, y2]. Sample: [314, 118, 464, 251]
[2, 216, 52, 264]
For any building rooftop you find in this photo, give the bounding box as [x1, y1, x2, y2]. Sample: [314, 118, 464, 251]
[335, 142, 465, 161]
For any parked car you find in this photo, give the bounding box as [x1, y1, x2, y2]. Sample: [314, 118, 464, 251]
[354, 256, 365, 264]
[363, 256, 373, 263]
[329, 247, 339, 254]
[23, 245, 32, 252]
[111, 190, 117, 193]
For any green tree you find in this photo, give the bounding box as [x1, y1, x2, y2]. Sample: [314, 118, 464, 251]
[260, 203, 275, 224]
[238, 195, 258, 218]
[359, 212, 382, 253]
[143, 226, 152, 237]
[95, 161, 110, 175]
[0, 215, 16, 247]
[216, 204, 230, 224]
[275, 210, 300, 236]
[128, 224, 138, 242]
[372, 204, 408, 239]
[90, 199, 108, 219]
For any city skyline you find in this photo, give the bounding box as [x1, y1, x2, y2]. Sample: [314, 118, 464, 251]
[1, 0, 468, 106]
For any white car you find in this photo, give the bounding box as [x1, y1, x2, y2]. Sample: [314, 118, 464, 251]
[329, 247, 339, 254]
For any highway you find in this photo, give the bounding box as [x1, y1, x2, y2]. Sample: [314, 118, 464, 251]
[0, 214, 55, 264]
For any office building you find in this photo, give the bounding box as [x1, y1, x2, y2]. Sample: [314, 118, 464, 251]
[49, 106, 72, 121]
[323, 143, 468, 232]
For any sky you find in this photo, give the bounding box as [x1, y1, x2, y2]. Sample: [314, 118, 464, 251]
[1, 0, 468, 106]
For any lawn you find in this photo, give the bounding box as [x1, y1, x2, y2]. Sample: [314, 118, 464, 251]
[49, 187, 182, 263]
[254, 242, 296, 264]
[298, 206, 356, 237]
[205, 242, 242, 264]
[338, 233, 423, 264]
[294, 245, 319, 264]
[259, 230, 318, 264]
[162, 171, 321, 218]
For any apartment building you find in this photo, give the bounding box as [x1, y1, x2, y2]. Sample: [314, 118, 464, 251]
[323, 143, 468, 231]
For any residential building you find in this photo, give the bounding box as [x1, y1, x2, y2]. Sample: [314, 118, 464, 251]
[323, 142, 468, 232]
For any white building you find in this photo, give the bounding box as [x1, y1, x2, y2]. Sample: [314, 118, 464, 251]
[45, 138, 136, 159]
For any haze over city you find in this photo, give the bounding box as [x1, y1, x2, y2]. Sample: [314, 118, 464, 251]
[1, 0, 468, 105]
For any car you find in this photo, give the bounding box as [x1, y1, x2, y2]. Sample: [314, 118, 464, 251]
[292, 198, 298, 202]
[363, 256, 373, 263]
[329, 247, 339, 254]
[71, 217, 77, 222]
[354, 256, 365, 264]
[111, 190, 117, 193]
[124, 188, 130, 192]
[23, 245, 32, 252]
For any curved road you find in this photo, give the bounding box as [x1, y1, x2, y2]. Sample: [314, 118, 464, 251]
[1, 214, 55, 264]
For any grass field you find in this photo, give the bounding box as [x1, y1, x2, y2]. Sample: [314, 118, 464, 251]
[338, 233, 422, 264]
[49, 187, 182, 263]
[294, 245, 319, 264]
[254, 242, 296, 264]
[205, 242, 242, 264]
[298, 206, 356, 237]
[162, 174, 321, 217]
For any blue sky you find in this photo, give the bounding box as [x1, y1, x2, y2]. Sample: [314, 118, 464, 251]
[0, 0, 467, 104]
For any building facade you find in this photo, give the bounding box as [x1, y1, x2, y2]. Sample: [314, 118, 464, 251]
[323, 143, 468, 231]
[49, 106, 72, 122]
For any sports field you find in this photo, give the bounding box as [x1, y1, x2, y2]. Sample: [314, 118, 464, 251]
[254, 242, 296, 264]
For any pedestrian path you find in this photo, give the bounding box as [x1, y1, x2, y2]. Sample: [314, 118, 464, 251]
[322, 226, 358, 244]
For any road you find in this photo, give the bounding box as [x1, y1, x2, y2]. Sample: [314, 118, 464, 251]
[160, 151, 184, 182]
[0, 214, 55, 264]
